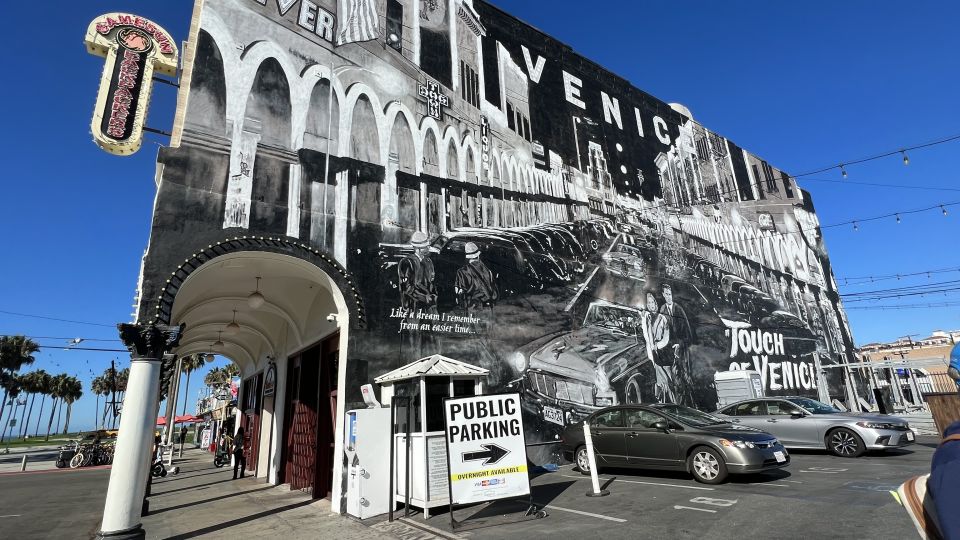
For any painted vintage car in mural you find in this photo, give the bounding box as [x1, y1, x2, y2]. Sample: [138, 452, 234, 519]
[602, 243, 647, 281]
[507, 300, 655, 435]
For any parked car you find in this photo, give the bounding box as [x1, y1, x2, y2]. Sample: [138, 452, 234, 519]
[561, 403, 789, 484]
[714, 396, 915, 457]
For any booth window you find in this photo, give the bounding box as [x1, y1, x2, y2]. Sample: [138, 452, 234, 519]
[453, 379, 475, 397]
[394, 380, 421, 432]
[425, 378, 448, 432]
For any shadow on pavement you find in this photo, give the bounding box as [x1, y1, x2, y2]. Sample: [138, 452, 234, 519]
[163, 499, 317, 540]
[152, 477, 235, 497]
[148, 485, 276, 515]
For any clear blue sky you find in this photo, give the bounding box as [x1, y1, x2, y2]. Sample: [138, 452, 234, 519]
[1, 0, 957, 433]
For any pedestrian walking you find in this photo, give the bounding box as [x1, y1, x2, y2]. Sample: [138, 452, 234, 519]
[178, 425, 187, 445]
[232, 427, 246, 479]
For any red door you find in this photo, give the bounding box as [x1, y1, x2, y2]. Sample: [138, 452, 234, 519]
[280, 332, 338, 499]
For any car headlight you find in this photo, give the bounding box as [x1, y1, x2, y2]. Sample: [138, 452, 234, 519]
[719, 439, 756, 449]
[510, 352, 528, 373]
[856, 421, 900, 430]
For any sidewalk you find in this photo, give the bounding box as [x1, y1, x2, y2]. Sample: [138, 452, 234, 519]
[141, 450, 450, 540]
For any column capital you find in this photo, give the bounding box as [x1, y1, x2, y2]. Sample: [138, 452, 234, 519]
[118, 323, 186, 361]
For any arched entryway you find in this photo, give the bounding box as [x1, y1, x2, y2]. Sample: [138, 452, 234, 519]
[149, 236, 364, 500]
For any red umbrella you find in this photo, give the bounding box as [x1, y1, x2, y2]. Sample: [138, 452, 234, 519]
[156, 417, 167, 426]
[175, 415, 199, 424]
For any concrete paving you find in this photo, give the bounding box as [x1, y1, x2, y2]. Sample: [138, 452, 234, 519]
[0, 441, 941, 539]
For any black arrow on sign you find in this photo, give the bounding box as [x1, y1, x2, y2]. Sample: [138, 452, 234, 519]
[462, 443, 510, 466]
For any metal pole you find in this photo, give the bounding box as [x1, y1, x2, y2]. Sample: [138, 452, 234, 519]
[20, 455, 27, 471]
[583, 422, 608, 497]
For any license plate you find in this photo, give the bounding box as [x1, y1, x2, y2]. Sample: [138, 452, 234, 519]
[543, 406, 564, 426]
[906, 431, 915, 442]
[774, 451, 786, 463]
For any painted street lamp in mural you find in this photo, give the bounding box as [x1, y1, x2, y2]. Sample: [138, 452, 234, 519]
[84, 13, 178, 156]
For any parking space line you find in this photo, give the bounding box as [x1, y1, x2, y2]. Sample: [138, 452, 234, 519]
[743, 483, 790, 487]
[673, 505, 716, 513]
[0, 515, 22, 518]
[798, 470, 840, 474]
[537, 503, 627, 523]
[561, 474, 714, 491]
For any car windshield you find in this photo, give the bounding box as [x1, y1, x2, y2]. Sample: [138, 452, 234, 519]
[786, 397, 839, 414]
[655, 404, 726, 427]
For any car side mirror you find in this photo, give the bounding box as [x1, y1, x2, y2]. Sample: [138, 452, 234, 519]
[790, 411, 805, 419]
[653, 420, 670, 433]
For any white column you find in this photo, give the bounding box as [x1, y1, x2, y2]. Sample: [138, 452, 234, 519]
[98, 324, 183, 540]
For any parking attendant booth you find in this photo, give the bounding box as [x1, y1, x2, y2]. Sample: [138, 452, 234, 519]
[375, 355, 488, 518]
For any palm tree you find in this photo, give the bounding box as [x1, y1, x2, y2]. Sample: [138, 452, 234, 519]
[20, 370, 46, 439]
[34, 371, 52, 437]
[44, 374, 67, 441]
[0, 336, 39, 429]
[180, 355, 209, 417]
[91, 376, 105, 430]
[0, 379, 22, 443]
[61, 378, 83, 435]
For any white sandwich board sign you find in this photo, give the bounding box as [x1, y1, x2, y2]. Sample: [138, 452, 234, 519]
[444, 393, 530, 505]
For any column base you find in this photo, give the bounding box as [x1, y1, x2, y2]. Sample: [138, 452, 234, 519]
[96, 524, 145, 540]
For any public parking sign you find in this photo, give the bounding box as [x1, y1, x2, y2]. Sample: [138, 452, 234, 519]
[444, 393, 530, 505]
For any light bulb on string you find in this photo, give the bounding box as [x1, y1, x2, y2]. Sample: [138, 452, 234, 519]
[901, 151, 909, 165]
[248, 277, 265, 309]
[942, 205, 949, 216]
[852, 221, 858, 231]
[840, 165, 848, 179]
[895, 213, 901, 224]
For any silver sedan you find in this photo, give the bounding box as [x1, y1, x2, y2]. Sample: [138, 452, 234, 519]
[714, 396, 915, 457]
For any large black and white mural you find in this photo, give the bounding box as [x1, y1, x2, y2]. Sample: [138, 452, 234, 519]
[142, 0, 857, 459]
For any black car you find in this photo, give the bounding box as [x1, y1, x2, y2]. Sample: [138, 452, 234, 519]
[560, 403, 790, 484]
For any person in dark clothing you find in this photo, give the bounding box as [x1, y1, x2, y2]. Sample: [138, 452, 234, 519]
[178, 425, 187, 445]
[398, 231, 438, 313]
[232, 427, 246, 480]
[455, 242, 498, 319]
[398, 231, 438, 359]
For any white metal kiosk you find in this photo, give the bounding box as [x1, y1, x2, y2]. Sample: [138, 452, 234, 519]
[375, 355, 488, 518]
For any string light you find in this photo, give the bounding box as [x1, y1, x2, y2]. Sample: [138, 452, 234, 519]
[853, 220, 858, 231]
[942, 205, 949, 216]
[840, 164, 848, 179]
[895, 213, 901, 224]
[901, 150, 909, 165]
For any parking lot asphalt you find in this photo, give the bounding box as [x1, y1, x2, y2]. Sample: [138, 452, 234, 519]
[390, 439, 936, 540]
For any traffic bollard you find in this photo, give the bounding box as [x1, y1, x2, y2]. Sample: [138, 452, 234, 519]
[20, 455, 27, 471]
[583, 423, 609, 497]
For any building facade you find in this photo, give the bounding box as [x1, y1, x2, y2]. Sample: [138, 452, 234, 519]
[131, 0, 857, 509]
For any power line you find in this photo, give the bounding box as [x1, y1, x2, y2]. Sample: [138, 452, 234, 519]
[837, 265, 960, 286]
[0, 334, 121, 342]
[0, 309, 115, 328]
[846, 301, 960, 311]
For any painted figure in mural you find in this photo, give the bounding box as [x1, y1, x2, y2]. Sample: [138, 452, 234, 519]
[454, 242, 498, 319]
[399, 231, 438, 359]
[660, 284, 695, 405]
[639, 292, 671, 403]
[398, 231, 437, 311]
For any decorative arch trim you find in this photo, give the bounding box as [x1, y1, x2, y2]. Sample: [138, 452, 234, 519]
[148, 234, 366, 331]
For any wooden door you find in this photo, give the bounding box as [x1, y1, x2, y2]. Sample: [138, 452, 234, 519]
[242, 373, 263, 473]
[282, 354, 320, 492]
[313, 333, 339, 499]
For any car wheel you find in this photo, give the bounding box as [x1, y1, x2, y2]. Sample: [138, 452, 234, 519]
[688, 447, 728, 484]
[827, 428, 865, 458]
[575, 446, 598, 476]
